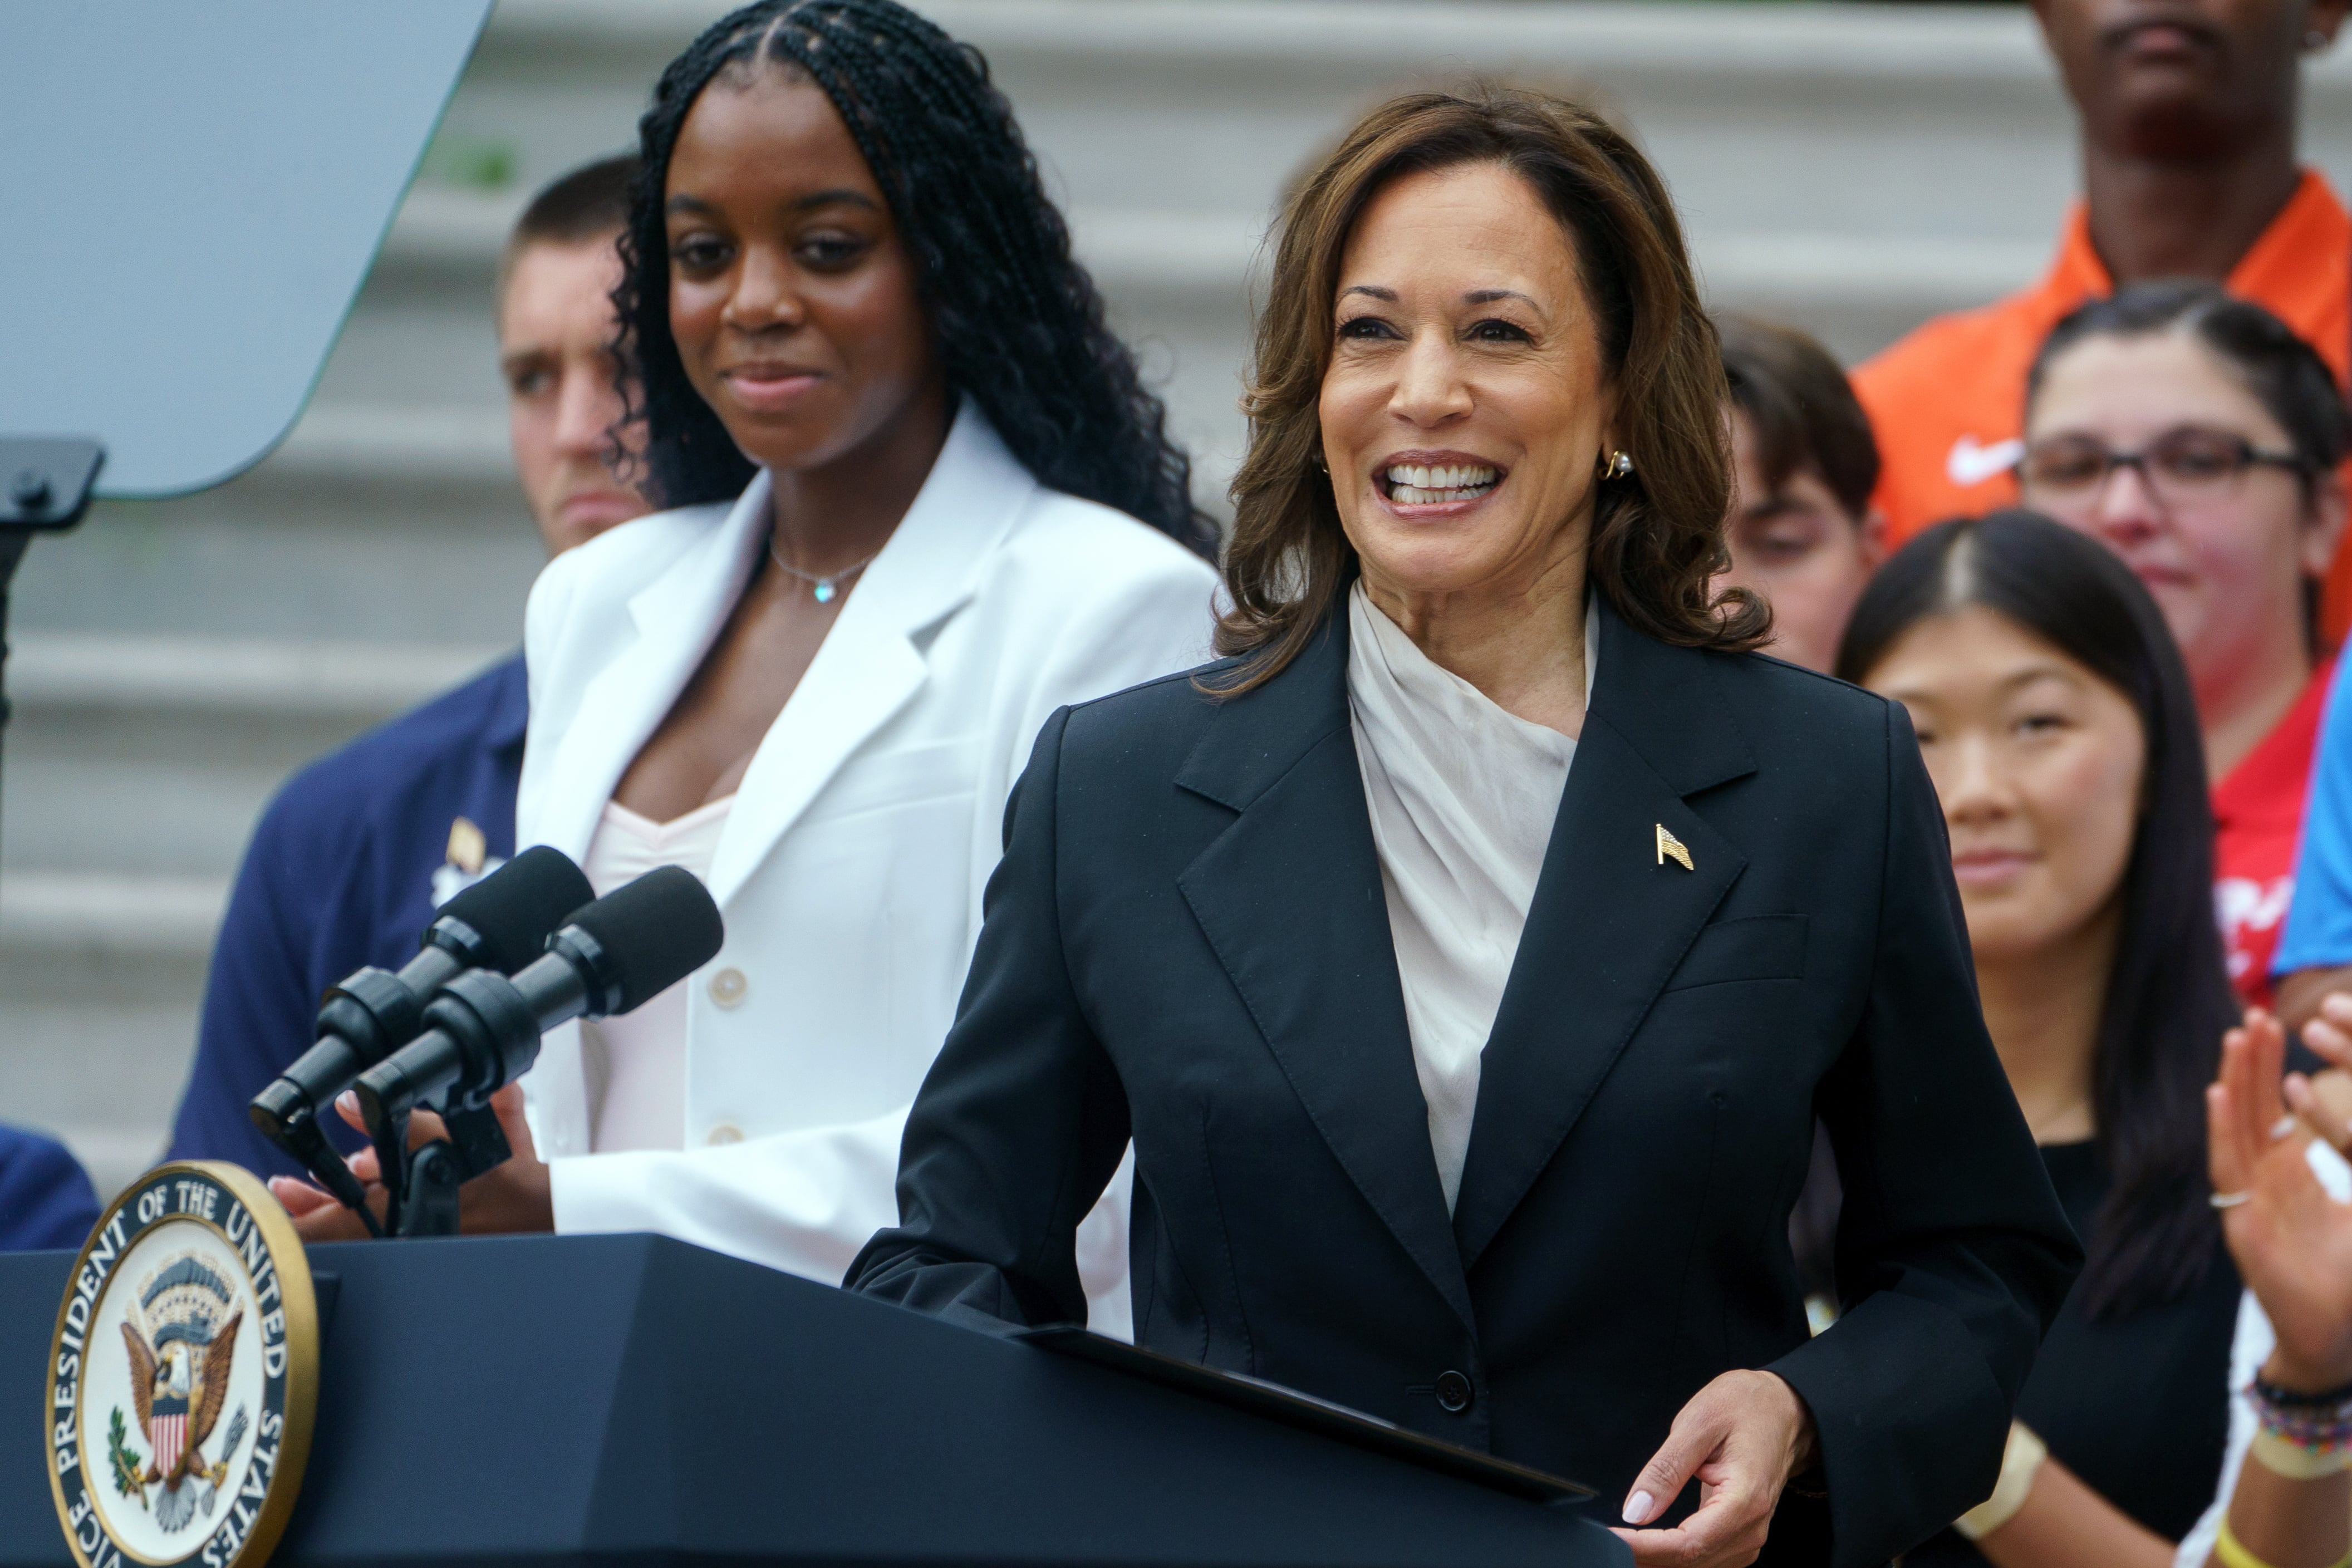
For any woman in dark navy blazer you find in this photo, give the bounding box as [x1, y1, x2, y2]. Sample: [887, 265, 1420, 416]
[851, 86, 2081, 1568]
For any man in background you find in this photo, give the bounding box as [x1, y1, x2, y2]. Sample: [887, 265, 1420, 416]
[1712, 316, 1885, 675]
[1854, 0, 2350, 626]
[164, 155, 650, 1177]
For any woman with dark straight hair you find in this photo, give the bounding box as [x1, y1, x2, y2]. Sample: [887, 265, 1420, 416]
[1830, 510, 2241, 1566]
[853, 84, 2077, 1568]
[292, 0, 1222, 1308]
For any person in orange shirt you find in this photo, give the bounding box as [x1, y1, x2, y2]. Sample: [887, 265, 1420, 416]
[2016, 282, 2346, 1008]
[1853, 0, 2351, 632]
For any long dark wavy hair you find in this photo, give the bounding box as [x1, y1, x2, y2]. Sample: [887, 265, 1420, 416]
[1836, 511, 2235, 1321]
[611, 0, 1215, 557]
[1211, 84, 1767, 694]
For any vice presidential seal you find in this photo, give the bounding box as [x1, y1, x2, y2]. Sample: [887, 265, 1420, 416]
[46, 1162, 317, 1568]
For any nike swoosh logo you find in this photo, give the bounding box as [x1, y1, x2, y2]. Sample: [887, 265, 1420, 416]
[1946, 434, 2025, 488]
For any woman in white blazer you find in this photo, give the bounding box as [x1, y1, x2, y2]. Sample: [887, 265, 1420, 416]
[518, 403, 1207, 1310]
[274, 0, 1216, 1324]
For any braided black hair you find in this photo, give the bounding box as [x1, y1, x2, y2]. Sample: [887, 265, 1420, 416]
[612, 0, 1215, 557]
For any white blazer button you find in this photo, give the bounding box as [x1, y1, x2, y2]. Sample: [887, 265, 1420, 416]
[708, 967, 748, 1009]
[706, 1123, 744, 1147]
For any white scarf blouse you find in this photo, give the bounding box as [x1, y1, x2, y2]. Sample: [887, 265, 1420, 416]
[1346, 581, 1595, 1212]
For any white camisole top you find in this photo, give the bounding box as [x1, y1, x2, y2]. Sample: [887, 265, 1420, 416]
[578, 794, 732, 1153]
[1346, 581, 1592, 1212]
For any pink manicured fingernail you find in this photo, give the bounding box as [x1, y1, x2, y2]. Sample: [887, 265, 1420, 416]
[1623, 1490, 1655, 1525]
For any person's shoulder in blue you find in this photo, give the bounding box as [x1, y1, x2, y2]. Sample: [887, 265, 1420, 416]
[2277, 659, 2352, 989]
[0, 1124, 101, 1251]
[166, 655, 527, 1179]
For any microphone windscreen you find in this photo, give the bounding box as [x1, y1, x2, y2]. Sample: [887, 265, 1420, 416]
[436, 846, 596, 975]
[568, 865, 724, 1014]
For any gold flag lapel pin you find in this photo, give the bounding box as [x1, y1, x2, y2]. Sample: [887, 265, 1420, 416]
[1655, 823, 1694, 871]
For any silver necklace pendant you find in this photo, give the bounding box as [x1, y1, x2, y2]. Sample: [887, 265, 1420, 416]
[769, 536, 877, 606]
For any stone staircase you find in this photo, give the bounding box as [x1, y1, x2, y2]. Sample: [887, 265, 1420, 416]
[11, 0, 2352, 1199]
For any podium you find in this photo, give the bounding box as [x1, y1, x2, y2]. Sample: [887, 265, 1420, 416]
[2, 1234, 1626, 1567]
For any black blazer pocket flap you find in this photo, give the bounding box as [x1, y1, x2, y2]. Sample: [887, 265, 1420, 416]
[1664, 914, 1808, 991]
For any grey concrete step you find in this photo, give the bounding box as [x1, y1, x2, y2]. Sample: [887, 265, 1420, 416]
[5, 633, 509, 877]
[2, 870, 223, 1201]
[2, 637, 499, 1199]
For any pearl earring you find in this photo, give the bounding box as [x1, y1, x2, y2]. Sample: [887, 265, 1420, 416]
[1599, 449, 1633, 480]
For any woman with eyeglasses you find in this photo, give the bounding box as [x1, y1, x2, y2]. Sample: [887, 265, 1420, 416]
[2015, 283, 2348, 1009]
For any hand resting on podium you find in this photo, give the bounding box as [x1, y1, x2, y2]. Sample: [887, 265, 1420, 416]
[269, 1083, 553, 1238]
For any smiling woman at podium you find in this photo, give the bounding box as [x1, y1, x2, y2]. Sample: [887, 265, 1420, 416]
[283, 0, 1216, 1316]
[850, 87, 2081, 1568]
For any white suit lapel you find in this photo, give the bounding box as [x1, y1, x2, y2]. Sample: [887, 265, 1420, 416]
[704, 405, 1036, 908]
[521, 479, 768, 1159]
[533, 474, 772, 863]
[524, 409, 1035, 1158]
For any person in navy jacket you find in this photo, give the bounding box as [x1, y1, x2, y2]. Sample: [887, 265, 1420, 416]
[164, 156, 652, 1177]
[0, 1124, 100, 1251]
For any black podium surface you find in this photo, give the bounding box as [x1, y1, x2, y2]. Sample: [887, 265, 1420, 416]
[3, 1233, 1625, 1567]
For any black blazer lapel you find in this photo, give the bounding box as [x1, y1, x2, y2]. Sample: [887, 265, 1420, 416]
[1452, 598, 1758, 1270]
[1175, 616, 1475, 1330]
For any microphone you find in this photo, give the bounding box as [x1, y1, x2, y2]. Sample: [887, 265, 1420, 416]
[354, 865, 724, 1138]
[247, 845, 595, 1154]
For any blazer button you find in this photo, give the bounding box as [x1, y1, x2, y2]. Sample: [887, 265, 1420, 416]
[705, 1123, 744, 1147]
[708, 967, 748, 1009]
[1435, 1370, 1475, 1414]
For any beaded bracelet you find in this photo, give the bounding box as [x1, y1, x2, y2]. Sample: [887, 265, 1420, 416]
[2251, 1375, 2352, 1471]
[2253, 1375, 2352, 1409]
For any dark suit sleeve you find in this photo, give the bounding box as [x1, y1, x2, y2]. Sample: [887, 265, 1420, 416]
[847, 707, 1135, 1333]
[1764, 700, 2081, 1568]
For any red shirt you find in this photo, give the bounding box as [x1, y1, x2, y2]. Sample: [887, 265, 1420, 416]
[2216, 663, 2334, 1009]
[1850, 171, 2352, 644]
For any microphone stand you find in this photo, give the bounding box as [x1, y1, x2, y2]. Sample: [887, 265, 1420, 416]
[370, 1101, 414, 1237]
[399, 1139, 465, 1238]
[379, 1103, 512, 1239]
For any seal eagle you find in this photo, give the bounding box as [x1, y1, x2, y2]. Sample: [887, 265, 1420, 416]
[121, 1311, 240, 1492]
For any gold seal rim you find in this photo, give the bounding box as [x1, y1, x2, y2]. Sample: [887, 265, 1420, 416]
[45, 1161, 319, 1568]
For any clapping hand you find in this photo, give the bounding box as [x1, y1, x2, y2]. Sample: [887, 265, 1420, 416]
[2209, 1009, 2352, 1392]
[2289, 993, 2352, 1156]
